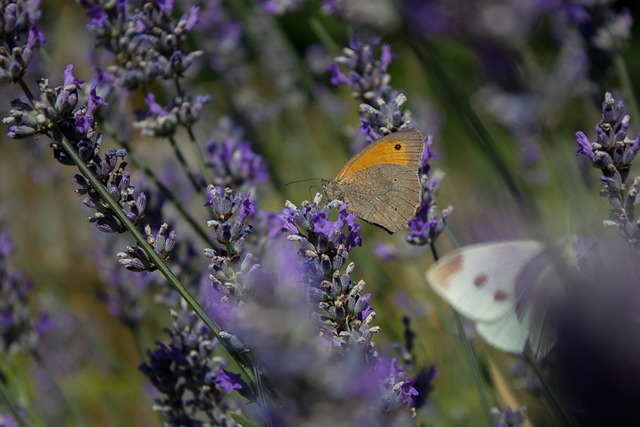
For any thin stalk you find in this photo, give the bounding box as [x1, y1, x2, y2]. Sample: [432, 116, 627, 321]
[186, 126, 213, 186]
[31, 350, 89, 427]
[308, 17, 341, 57]
[101, 122, 215, 248]
[52, 128, 262, 397]
[172, 77, 213, 187]
[0, 375, 29, 427]
[524, 352, 576, 427]
[409, 40, 538, 223]
[429, 241, 495, 427]
[167, 135, 203, 191]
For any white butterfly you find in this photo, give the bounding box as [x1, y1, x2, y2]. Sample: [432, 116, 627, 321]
[426, 240, 569, 359]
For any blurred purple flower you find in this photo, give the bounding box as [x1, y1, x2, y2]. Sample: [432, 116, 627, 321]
[205, 119, 268, 196]
[140, 307, 243, 425]
[0, 0, 45, 82]
[78, 0, 204, 89]
[259, 0, 305, 14]
[196, 0, 246, 82]
[493, 406, 526, 427]
[0, 229, 47, 355]
[134, 93, 211, 138]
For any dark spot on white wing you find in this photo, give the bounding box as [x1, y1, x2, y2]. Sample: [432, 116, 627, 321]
[493, 290, 509, 302]
[394, 144, 402, 150]
[474, 274, 488, 288]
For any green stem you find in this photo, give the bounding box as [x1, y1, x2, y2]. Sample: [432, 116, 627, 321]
[0, 372, 29, 427]
[52, 127, 261, 396]
[308, 17, 341, 57]
[171, 76, 213, 187]
[101, 122, 215, 248]
[186, 126, 213, 187]
[410, 40, 538, 223]
[167, 135, 203, 191]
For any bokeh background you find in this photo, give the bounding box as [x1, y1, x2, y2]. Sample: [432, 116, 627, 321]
[2, 0, 640, 425]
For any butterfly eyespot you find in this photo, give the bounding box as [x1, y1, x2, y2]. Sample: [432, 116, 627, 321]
[474, 274, 488, 288]
[394, 144, 402, 150]
[493, 290, 509, 301]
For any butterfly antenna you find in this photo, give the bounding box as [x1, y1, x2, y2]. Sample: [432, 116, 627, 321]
[284, 177, 322, 187]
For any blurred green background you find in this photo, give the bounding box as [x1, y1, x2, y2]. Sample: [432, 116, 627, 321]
[2, 0, 640, 426]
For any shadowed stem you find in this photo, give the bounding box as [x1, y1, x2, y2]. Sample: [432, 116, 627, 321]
[524, 352, 577, 427]
[0, 370, 29, 427]
[30, 349, 89, 427]
[168, 134, 204, 191]
[51, 127, 265, 398]
[410, 39, 539, 224]
[172, 76, 214, 187]
[102, 121, 216, 248]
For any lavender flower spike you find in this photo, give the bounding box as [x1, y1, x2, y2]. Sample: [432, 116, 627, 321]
[575, 92, 640, 252]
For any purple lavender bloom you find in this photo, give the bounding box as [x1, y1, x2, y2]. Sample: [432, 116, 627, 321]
[204, 186, 260, 302]
[259, 0, 306, 15]
[96, 240, 155, 326]
[3, 64, 84, 141]
[575, 130, 596, 161]
[216, 239, 422, 425]
[575, 92, 640, 252]
[79, 0, 204, 89]
[329, 38, 413, 143]
[215, 369, 243, 394]
[197, 0, 246, 82]
[0, 229, 46, 355]
[407, 139, 452, 246]
[0, 0, 45, 82]
[117, 223, 176, 272]
[275, 196, 383, 358]
[493, 406, 526, 427]
[134, 93, 211, 138]
[140, 308, 243, 425]
[205, 119, 268, 196]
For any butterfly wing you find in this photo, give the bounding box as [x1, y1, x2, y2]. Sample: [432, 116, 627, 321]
[333, 130, 425, 181]
[514, 245, 569, 359]
[325, 130, 425, 233]
[337, 163, 422, 233]
[475, 309, 529, 354]
[426, 241, 545, 323]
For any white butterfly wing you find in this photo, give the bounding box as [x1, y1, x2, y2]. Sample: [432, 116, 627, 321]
[426, 241, 545, 322]
[475, 309, 528, 354]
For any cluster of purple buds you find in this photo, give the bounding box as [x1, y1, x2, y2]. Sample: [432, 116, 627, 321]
[204, 186, 259, 301]
[576, 92, 640, 251]
[117, 223, 176, 272]
[139, 306, 244, 426]
[328, 38, 413, 142]
[79, 0, 202, 89]
[0, 0, 45, 82]
[134, 93, 211, 138]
